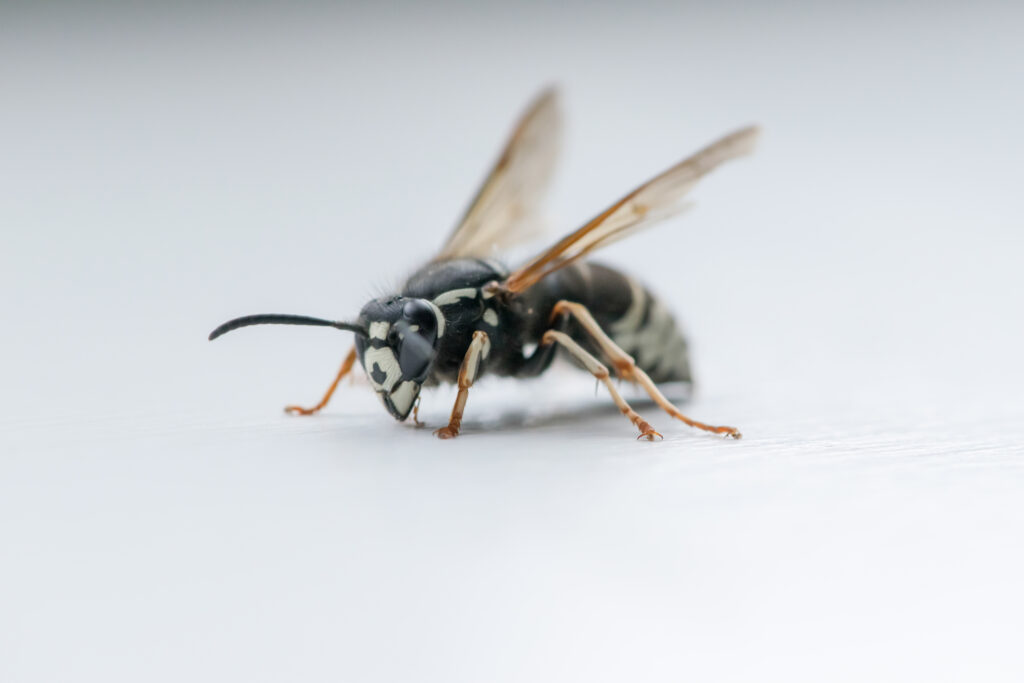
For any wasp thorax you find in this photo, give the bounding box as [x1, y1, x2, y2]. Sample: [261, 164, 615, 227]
[353, 297, 446, 421]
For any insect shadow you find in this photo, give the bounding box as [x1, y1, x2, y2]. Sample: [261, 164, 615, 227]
[425, 382, 695, 437]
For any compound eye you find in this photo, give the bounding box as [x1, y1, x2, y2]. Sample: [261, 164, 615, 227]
[397, 337, 431, 383]
[402, 299, 437, 341]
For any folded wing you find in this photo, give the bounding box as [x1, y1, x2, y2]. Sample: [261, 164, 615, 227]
[501, 125, 760, 294]
[435, 88, 562, 262]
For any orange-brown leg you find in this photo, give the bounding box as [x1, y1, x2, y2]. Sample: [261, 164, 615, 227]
[284, 345, 357, 416]
[552, 301, 741, 439]
[411, 396, 424, 427]
[542, 330, 662, 440]
[435, 331, 490, 439]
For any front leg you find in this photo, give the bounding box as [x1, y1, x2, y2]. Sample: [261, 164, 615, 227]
[435, 331, 491, 439]
[284, 345, 357, 416]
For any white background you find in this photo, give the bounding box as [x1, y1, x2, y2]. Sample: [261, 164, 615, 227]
[2, 2, 1022, 681]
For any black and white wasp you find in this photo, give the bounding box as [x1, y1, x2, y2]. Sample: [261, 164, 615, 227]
[209, 89, 758, 439]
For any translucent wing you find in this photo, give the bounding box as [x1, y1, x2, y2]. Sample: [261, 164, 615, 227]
[435, 88, 562, 261]
[501, 125, 760, 294]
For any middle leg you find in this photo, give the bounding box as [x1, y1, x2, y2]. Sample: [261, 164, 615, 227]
[284, 344, 358, 416]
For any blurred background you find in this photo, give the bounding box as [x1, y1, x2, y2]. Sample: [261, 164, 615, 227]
[2, 2, 1022, 681]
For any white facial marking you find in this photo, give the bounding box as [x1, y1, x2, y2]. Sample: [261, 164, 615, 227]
[432, 287, 477, 307]
[423, 299, 446, 338]
[363, 346, 401, 392]
[368, 321, 390, 340]
[388, 381, 419, 417]
[482, 308, 499, 327]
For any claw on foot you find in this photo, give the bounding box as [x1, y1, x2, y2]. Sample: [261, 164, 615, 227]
[284, 405, 317, 416]
[635, 420, 663, 441]
[434, 426, 459, 439]
[683, 419, 743, 440]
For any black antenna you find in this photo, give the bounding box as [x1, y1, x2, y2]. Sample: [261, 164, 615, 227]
[208, 314, 366, 341]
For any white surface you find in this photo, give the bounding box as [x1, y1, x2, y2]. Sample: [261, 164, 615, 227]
[2, 3, 1023, 682]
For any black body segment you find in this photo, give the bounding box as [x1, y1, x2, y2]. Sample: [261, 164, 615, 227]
[400, 258, 513, 384]
[399, 258, 692, 388]
[517, 262, 693, 384]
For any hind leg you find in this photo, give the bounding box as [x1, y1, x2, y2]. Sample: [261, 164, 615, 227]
[541, 330, 662, 440]
[552, 301, 741, 439]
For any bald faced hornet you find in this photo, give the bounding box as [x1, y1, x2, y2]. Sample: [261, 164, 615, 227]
[209, 89, 758, 439]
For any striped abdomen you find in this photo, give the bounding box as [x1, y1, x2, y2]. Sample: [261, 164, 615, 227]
[529, 262, 693, 384]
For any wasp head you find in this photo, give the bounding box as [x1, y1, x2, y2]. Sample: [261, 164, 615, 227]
[353, 297, 445, 420]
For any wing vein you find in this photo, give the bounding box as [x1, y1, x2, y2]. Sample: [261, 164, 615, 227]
[503, 125, 760, 294]
[435, 87, 562, 261]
